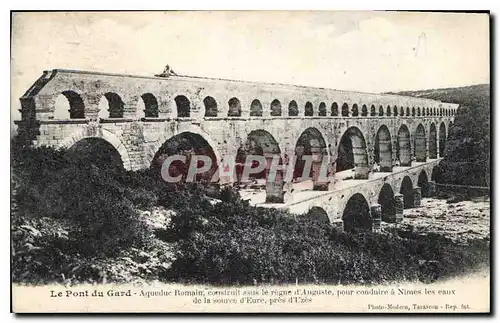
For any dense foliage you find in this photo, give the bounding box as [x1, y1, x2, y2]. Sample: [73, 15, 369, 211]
[163, 192, 489, 285]
[11, 141, 489, 285]
[391, 84, 490, 186]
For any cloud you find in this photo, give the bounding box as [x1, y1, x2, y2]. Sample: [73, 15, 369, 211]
[359, 16, 398, 39]
[10, 11, 489, 131]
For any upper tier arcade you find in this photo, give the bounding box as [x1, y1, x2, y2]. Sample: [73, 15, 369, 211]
[19, 69, 459, 121]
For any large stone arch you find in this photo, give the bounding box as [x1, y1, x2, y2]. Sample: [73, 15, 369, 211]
[59, 127, 131, 170]
[399, 176, 414, 208]
[429, 123, 438, 159]
[293, 127, 330, 190]
[415, 124, 427, 162]
[374, 125, 393, 172]
[397, 124, 411, 166]
[378, 183, 396, 222]
[336, 126, 369, 179]
[305, 206, 330, 225]
[150, 130, 220, 184]
[146, 125, 222, 171]
[342, 193, 372, 232]
[237, 129, 284, 203]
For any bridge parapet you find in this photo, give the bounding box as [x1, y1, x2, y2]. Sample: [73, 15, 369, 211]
[18, 69, 459, 123]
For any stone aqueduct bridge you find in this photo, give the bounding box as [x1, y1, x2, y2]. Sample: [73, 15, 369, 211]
[17, 69, 458, 230]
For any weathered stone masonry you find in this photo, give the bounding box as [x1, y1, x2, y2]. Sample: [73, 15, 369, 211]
[16, 69, 458, 230]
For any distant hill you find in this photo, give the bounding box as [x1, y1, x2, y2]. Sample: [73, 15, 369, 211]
[389, 84, 490, 187]
[386, 84, 490, 108]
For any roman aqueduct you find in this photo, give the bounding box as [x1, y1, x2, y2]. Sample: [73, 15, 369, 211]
[16, 69, 458, 231]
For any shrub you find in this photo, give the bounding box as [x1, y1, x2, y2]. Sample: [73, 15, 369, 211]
[11, 142, 490, 285]
[164, 196, 489, 285]
[11, 144, 156, 283]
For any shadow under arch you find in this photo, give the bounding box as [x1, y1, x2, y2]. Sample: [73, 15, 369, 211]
[342, 103, 349, 117]
[303, 206, 330, 225]
[237, 129, 284, 203]
[98, 92, 124, 119]
[228, 97, 242, 117]
[54, 90, 85, 119]
[342, 193, 372, 232]
[67, 137, 125, 170]
[250, 99, 263, 117]
[288, 100, 299, 116]
[318, 102, 327, 116]
[59, 128, 131, 170]
[270, 99, 282, 116]
[305, 102, 314, 116]
[415, 124, 427, 162]
[397, 124, 411, 166]
[400, 176, 414, 209]
[417, 170, 430, 197]
[147, 125, 222, 174]
[293, 127, 329, 190]
[203, 96, 218, 117]
[374, 125, 393, 172]
[336, 127, 369, 179]
[140, 93, 159, 118]
[151, 131, 219, 184]
[378, 183, 396, 222]
[175, 95, 191, 118]
[331, 102, 339, 116]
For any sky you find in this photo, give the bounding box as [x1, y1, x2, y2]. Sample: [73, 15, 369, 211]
[11, 11, 489, 124]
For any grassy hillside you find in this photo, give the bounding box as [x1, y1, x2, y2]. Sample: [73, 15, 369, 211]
[388, 84, 491, 187]
[389, 84, 490, 104]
